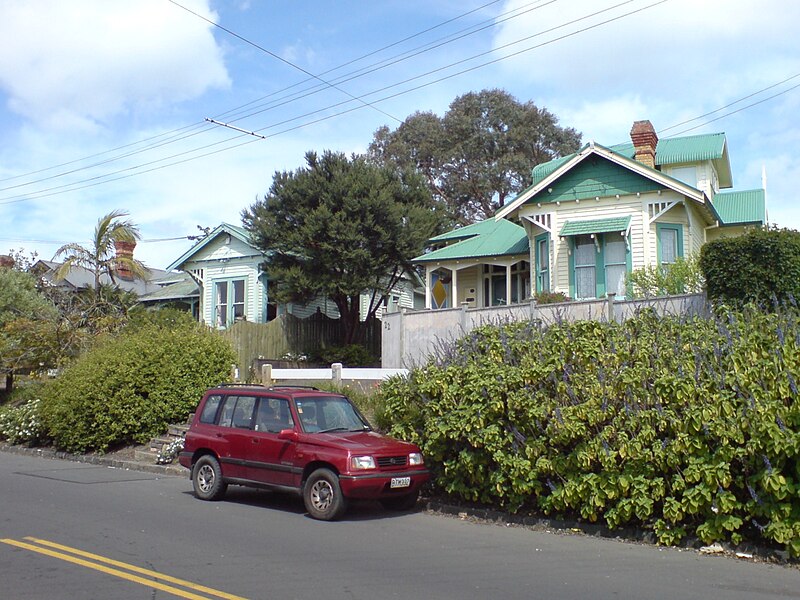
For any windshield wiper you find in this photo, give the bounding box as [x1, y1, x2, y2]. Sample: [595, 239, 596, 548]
[316, 427, 349, 433]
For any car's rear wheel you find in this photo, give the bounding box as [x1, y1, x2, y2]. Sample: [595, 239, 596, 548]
[192, 455, 227, 501]
[380, 490, 419, 511]
[304, 468, 347, 520]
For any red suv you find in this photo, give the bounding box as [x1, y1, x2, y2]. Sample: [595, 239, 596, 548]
[179, 384, 430, 520]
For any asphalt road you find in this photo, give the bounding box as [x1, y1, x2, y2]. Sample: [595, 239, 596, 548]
[1, 451, 797, 600]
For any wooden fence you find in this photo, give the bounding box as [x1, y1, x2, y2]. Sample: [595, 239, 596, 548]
[222, 313, 381, 377]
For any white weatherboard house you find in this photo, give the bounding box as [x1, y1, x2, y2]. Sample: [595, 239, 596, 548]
[167, 223, 421, 329]
[414, 120, 767, 306]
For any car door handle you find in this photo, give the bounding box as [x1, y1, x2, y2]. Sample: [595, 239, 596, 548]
[251, 438, 259, 444]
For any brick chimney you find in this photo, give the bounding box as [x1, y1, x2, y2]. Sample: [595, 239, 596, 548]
[114, 240, 136, 280]
[630, 120, 658, 169]
[0, 255, 14, 269]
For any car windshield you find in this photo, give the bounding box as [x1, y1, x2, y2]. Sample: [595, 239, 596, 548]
[295, 396, 371, 433]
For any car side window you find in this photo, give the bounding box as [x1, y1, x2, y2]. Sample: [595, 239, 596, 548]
[255, 398, 294, 433]
[232, 396, 257, 429]
[218, 396, 236, 427]
[199, 395, 222, 424]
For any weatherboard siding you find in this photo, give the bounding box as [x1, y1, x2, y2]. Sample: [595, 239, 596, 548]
[520, 194, 648, 296]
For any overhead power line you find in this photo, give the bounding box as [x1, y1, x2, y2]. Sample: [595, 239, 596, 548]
[167, 0, 402, 124]
[0, 0, 550, 193]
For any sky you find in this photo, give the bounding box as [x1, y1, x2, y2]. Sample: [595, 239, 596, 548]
[1, 0, 798, 270]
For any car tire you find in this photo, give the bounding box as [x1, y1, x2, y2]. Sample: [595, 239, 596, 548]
[303, 468, 347, 520]
[380, 490, 419, 511]
[192, 455, 227, 501]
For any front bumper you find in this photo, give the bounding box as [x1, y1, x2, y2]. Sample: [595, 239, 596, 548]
[338, 469, 430, 499]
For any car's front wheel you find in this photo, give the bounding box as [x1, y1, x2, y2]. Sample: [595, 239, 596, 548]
[192, 455, 227, 501]
[303, 468, 347, 520]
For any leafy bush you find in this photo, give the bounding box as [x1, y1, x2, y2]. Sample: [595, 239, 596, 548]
[313, 344, 378, 367]
[534, 291, 570, 305]
[626, 255, 704, 298]
[700, 227, 800, 305]
[378, 306, 800, 555]
[39, 321, 235, 453]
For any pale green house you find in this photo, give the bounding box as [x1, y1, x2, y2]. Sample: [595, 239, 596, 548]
[415, 120, 766, 306]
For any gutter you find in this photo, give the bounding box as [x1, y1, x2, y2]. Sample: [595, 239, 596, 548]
[703, 222, 720, 243]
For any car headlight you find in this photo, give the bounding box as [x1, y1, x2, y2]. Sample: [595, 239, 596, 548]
[409, 452, 424, 466]
[350, 455, 376, 470]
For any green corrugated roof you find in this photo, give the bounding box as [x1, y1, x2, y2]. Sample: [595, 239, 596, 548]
[712, 189, 766, 225]
[429, 219, 503, 242]
[414, 219, 528, 262]
[559, 216, 631, 237]
[610, 133, 727, 165]
[532, 133, 730, 185]
[139, 275, 199, 302]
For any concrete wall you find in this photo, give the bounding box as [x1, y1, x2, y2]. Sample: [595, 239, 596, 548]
[382, 293, 707, 368]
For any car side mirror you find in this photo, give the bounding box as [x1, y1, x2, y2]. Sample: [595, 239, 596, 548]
[278, 428, 299, 442]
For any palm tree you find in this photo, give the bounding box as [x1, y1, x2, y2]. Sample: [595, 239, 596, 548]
[54, 210, 147, 300]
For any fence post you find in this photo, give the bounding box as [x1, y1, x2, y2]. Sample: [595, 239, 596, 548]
[261, 363, 273, 386]
[606, 292, 617, 322]
[529, 297, 538, 320]
[332, 362, 342, 386]
[230, 364, 238, 382]
[399, 308, 406, 368]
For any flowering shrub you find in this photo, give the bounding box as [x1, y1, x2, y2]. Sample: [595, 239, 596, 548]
[378, 304, 800, 556]
[156, 437, 184, 464]
[0, 398, 46, 446]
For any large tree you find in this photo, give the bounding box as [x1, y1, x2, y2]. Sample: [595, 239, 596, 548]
[53, 209, 147, 300]
[369, 89, 581, 224]
[242, 150, 442, 345]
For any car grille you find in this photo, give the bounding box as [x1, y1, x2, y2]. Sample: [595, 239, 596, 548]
[377, 456, 407, 469]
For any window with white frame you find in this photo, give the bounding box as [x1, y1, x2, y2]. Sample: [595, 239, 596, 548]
[573, 235, 596, 299]
[215, 279, 246, 327]
[604, 232, 627, 297]
[482, 262, 529, 306]
[657, 224, 683, 265]
[535, 235, 550, 294]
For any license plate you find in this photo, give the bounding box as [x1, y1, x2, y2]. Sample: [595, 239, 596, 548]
[390, 477, 411, 489]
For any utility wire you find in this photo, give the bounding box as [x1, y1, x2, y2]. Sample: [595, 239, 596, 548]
[0, 0, 539, 188]
[0, 0, 671, 204]
[167, 0, 401, 124]
[0, 0, 548, 191]
[659, 72, 800, 135]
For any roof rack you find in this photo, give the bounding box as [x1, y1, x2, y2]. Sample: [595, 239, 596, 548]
[213, 383, 320, 391]
[216, 382, 265, 388]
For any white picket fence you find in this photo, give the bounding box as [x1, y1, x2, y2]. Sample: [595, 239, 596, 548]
[254, 363, 408, 386]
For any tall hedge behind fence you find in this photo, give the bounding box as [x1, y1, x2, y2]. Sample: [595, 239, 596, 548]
[378, 305, 800, 555]
[223, 313, 381, 376]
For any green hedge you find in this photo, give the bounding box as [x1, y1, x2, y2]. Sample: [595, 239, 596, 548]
[39, 320, 236, 453]
[378, 307, 800, 554]
[700, 228, 800, 305]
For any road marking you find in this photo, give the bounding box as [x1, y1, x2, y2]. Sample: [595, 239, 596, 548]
[0, 537, 249, 600]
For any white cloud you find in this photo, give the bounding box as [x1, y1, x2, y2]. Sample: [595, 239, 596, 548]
[0, 0, 230, 131]
[493, 0, 800, 98]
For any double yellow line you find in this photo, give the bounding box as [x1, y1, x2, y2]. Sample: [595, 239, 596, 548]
[0, 537, 248, 600]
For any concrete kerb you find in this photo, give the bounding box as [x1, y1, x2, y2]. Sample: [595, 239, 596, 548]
[0, 443, 186, 477]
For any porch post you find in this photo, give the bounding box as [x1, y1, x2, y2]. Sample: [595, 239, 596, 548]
[425, 266, 432, 309]
[506, 264, 512, 305]
[451, 268, 458, 308]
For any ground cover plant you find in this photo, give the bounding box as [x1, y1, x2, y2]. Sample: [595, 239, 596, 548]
[377, 305, 800, 555]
